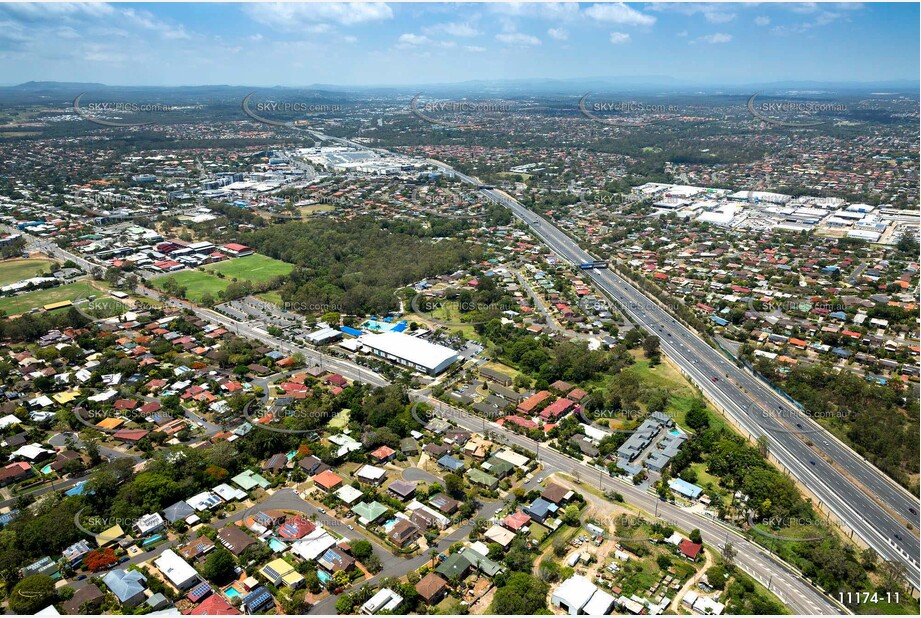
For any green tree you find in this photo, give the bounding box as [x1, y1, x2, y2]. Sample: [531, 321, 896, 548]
[201, 548, 236, 584]
[491, 572, 549, 614]
[10, 575, 56, 614]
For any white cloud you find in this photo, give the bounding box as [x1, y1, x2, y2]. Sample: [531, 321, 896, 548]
[698, 32, 733, 44]
[397, 33, 430, 46]
[704, 12, 736, 24]
[496, 32, 541, 46]
[755, 16, 771, 26]
[0, 2, 115, 24]
[489, 3, 581, 22]
[122, 9, 190, 40]
[609, 31, 631, 44]
[425, 21, 479, 37]
[245, 2, 393, 31]
[585, 3, 656, 27]
[547, 27, 568, 41]
[648, 3, 734, 24]
[464, 45, 487, 53]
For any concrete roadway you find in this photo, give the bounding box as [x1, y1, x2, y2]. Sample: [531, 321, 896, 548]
[434, 164, 919, 586]
[412, 392, 844, 615]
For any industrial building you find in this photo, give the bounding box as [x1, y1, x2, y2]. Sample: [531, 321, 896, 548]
[357, 331, 459, 375]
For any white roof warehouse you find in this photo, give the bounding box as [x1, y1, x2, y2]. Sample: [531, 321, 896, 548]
[358, 332, 459, 375]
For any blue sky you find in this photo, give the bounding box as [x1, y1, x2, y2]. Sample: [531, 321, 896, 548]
[0, 2, 916, 87]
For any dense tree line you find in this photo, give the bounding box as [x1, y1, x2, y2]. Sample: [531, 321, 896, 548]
[755, 361, 920, 493]
[242, 217, 478, 316]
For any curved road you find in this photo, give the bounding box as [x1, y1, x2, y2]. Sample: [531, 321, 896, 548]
[433, 163, 920, 588]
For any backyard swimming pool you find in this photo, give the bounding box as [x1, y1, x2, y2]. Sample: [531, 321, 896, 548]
[317, 571, 331, 584]
[141, 534, 163, 546]
[224, 587, 242, 599]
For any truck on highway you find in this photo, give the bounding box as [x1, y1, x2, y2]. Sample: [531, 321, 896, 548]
[592, 260, 609, 269]
[580, 262, 594, 270]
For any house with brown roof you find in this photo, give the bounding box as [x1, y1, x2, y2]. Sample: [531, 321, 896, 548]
[61, 583, 105, 614]
[178, 536, 215, 561]
[541, 483, 572, 505]
[387, 519, 421, 547]
[217, 526, 257, 556]
[429, 493, 460, 515]
[550, 380, 573, 394]
[416, 572, 449, 605]
[262, 453, 288, 475]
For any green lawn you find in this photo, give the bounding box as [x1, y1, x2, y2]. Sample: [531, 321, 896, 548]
[0, 258, 56, 286]
[203, 254, 293, 284]
[151, 270, 229, 303]
[256, 290, 284, 307]
[0, 281, 98, 316]
[78, 297, 128, 319]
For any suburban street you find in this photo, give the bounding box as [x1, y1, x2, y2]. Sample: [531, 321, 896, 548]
[429, 161, 921, 588]
[410, 392, 845, 616]
[5, 149, 912, 613]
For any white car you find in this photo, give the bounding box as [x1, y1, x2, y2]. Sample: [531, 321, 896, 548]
[347, 524, 354, 530]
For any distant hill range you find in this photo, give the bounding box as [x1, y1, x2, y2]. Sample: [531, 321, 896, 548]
[0, 77, 916, 104]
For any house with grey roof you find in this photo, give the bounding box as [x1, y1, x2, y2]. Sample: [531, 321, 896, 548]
[103, 569, 147, 607]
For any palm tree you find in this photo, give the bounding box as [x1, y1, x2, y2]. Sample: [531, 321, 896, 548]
[429, 549, 439, 567]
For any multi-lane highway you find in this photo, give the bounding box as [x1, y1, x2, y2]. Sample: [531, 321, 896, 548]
[432, 165, 920, 587]
[412, 393, 844, 615]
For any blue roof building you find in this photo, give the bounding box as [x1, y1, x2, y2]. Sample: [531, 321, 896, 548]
[103, 569, 147, 607]
[437, 454, 464, 472]
[524, 497, 558, 523]
[668, 478, 703, 500]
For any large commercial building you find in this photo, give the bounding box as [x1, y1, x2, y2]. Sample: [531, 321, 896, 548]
[358, 331, 459, 375]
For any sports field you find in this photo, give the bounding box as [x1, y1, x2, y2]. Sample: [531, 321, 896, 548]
[203, 254, 293, 284]
[0, 281, 97, 316]
[0, 258, 56, 286]
[150, 270, 228, 303]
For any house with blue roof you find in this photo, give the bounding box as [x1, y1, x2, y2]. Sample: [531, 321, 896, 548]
[668, 478, 703, 501]
[103, 569, 147, 607]
[437, 454, 465, 473]
[524, 497, 558, 523]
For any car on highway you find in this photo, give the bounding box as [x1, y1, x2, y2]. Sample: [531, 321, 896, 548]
[318, 507, 326, 514]
[810, 460, 817, 466]
[711, 377, 718, 382]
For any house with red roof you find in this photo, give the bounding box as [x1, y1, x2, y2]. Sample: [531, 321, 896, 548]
[678, 539, 703, 561]
[185, 593, 240, 615]
[540, 398, 573, 421]
[113, 429, 150, 443]
[516, 390, 551, 415]
[370, 445, 396, 463]
[140, 401, 162, 415]
[499, 415, 538, 430]
[313, 470, 344, 493]
[502, 510, 532, 532]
